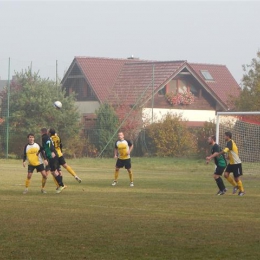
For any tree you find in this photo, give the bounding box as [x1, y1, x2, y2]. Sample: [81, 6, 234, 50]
[0, 69, 82, 157]
[94, 103, 119, 157]
[145, 113, 197, 157]
[234, 51, 260, 112]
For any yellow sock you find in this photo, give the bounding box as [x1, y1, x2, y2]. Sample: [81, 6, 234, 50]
[114, 170, 119, 181]
[128, 170, 133, 182]
[66, 165, 76, 177]
[237, 180, 244, 192]
[25, 178, 30, 188]
[226, 175, 237, 187]
[52, 175, 59, 188]
[42, 177, 47, 189]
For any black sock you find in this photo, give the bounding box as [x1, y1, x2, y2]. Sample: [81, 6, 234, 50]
[216, 177, 225, 191]
[55, 175, 64, 187]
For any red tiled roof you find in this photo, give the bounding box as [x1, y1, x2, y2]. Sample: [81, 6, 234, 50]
[75, 57, 132, 102]
[107, 61, 186, 105]
[188, 63, 240, 109]
[64, 57, 241, 110]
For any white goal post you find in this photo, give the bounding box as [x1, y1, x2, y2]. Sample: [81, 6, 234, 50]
[216, 111, 260, 174]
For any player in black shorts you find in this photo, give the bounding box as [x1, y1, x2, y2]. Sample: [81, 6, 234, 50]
[41, 128, 65, 194]
[206, 135, 227, 195]
[22, 133, 48, 194]
[217, 132, 245, 196]
[112, 132, 134, 187]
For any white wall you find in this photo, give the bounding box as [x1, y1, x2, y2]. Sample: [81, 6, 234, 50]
[75, 101, 100, 114]
[142, 108, 216, 124]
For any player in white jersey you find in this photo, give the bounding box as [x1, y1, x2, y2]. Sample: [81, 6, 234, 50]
[22, 133, 48, 194]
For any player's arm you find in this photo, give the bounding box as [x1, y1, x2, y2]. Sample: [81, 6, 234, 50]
[128, 141, 134, 154]
[206, 152, 219, 161]
[22, 145, 27, 167]
[217, 142, 231, 156]
[114, 142, 118, 158]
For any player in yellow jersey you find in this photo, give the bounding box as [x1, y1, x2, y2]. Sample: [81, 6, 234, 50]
[49, 128, 82, 184]
[112, 132, 134, 187]
[22, 133, 48, 194]
[217, 131, 245, 196]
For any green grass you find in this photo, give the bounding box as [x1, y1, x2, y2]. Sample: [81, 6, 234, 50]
[0, 157, 259, 260]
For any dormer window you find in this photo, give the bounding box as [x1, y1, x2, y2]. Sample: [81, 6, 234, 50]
[200, 70, 214, 81]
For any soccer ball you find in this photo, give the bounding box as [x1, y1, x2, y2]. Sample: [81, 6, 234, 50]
[54, 101, 62, 109]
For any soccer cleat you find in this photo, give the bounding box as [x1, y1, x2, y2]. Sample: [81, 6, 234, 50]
[23, 188, 28, 194]
[216, 190, 225, 195]
[238, 191, 245, 196]
[232, 186, 238, 194]
[112, 180, 117, 186]
[223, 188, 227, 193]
[41, 189, 47, 194]
[130, 182, 134, 187]
[75, 176, 82, 183]
[56, 186, 65, 194]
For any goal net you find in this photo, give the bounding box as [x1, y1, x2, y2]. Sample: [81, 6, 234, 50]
[216, 112, 260, 175]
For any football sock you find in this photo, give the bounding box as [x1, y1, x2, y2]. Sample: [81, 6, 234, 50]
[55, 175, 64, 187]
[41, 176, 47, 189]
[114, 169, 119, 181]
[25, 178, 30, 188]
[66, 165, 76, 177]
[226, 175, 237, 187]
[237, 180, 244, 192]
[128, 170, 133, 182]
[52, 175, 59, 188]
[216, 177, 225, 191]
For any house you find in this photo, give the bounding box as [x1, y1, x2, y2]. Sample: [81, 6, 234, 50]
[61, 57, 241, 130]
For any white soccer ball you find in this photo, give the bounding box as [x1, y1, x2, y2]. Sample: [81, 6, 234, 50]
[54, 100, 62, 109]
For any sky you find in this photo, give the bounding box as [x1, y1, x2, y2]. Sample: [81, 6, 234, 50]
[0, 0, 260, 85]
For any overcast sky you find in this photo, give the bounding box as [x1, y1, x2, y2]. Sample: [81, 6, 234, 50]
[0, 0, 259, 85]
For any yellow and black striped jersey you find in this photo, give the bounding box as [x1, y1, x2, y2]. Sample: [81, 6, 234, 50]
[23, 142, 45, 166]
[115, 139, 132, 160]
[50, 134, 63, 157]
[223, 139, 241, 165]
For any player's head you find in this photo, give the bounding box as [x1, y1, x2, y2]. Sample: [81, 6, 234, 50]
[208, 135, 216, 145]
[118, 131, 124, 140]
[49, 128, 56, 136]
[224, 131, 232, 141]
[27, 133, 35, 144]
[41, 128, 48, 135]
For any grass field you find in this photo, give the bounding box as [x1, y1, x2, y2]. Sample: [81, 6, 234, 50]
[0, 157, 259, 260]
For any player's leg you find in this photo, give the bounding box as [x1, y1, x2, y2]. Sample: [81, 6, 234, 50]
[234, 164, 245, 196]
[224, 164, 237, 193]
[61, 158, 81, 183]
[125, 159, 134, 187]
[46, 164, 59, 189]
[112, 159, 122, 186]
[38, 164, 47, 193]
[213, 167, 226, 195]
[24, 167, 33, 194]
[50, 157, 65, 193]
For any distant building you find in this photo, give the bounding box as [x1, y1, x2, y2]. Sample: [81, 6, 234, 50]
[61, 57, 241, 129]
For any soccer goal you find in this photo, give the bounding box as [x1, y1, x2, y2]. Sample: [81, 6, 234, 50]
[216, 111, 260, 174]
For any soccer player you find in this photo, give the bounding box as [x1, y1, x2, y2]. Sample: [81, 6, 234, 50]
[206, 135, 227, 195]
[41, 128, 65, 194]
[112, 131, 134, 187]
[49, 128, 82, 183]
[22, 133, 48, 194]
[217, 131, 245, 196]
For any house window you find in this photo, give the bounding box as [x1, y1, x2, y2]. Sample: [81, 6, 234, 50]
[168, 80, 177, 93]
[200, 70, 214, 81]
[158, 86, 166, 96]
